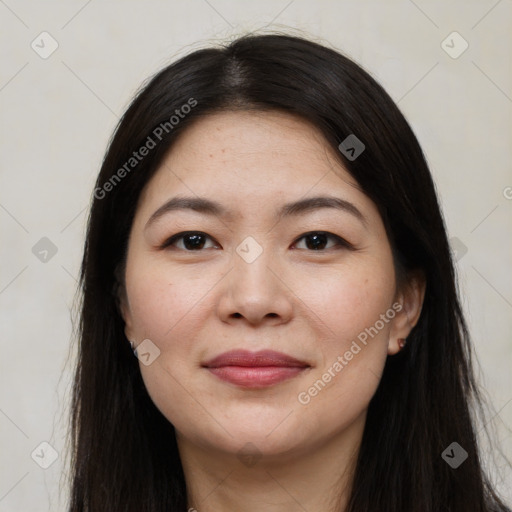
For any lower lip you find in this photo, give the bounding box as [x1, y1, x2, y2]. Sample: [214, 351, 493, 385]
[207, 366, 307, 388]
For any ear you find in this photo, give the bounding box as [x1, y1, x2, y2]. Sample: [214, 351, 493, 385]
[387, 269, 426, 355]
[118, 289, 135, 342]
[114, 264, 135, 342]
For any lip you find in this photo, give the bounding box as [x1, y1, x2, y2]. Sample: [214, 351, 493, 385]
[202, 350, 310, 388]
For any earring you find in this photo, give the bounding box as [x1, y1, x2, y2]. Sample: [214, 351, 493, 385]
[129, 340, 138, 356]
[397, 338, 406, 350]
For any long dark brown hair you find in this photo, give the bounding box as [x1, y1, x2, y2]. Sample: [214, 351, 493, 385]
[66, 32, 511, 511]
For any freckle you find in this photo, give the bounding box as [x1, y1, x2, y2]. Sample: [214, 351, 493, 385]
[221, 148, 225, 153]
[209, 154, 213, 158]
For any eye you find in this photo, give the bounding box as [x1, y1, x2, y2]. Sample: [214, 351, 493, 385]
[292, 231, 352, 251]
[161, 231, 219, 251]
[160, 230, 353, 252]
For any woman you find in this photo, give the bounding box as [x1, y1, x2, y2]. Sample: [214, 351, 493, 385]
[67, 33, 511, 511]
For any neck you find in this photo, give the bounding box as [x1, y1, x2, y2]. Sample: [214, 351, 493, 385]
[177, 412, 365, 512]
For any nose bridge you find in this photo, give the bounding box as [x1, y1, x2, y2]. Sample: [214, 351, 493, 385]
[232, 234, 280, 297]
[217, 234, 293, 324]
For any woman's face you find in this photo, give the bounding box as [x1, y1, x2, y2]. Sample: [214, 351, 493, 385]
[121, 110, 418, 461]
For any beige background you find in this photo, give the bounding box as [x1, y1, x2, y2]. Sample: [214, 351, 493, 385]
[0, 1, 511, 510]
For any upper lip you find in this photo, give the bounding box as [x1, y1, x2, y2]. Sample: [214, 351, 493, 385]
[202, 350, 310, 368]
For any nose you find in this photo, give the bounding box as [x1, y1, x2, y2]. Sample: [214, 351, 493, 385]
[216, 248, 294, 327]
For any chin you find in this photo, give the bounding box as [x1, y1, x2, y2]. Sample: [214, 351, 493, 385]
[178, 416, 312, 461]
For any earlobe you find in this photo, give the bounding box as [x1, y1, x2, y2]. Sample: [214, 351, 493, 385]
[387, 270, 426, 355]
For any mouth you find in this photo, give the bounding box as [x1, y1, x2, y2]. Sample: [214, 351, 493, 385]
[202, 350, 310, 388]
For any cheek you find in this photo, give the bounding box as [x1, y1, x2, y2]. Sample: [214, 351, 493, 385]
[292, 257, 395, 418]
[124, 263, 215, 426]
[293, 255, 396, 346]
[124, 262, 216, 341]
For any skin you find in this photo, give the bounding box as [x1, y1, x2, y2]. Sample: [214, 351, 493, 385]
[120, 110, 425, 512]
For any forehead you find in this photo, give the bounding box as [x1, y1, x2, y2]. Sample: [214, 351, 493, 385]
[142, 111, 358, 195]
[135, 110, 374, 222]
[167, 109, 349, 177]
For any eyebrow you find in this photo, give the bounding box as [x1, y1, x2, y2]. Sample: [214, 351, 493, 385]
[145, 195, 367, 229]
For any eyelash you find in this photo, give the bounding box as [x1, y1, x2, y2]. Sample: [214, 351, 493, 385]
[160, 231, 354, 252]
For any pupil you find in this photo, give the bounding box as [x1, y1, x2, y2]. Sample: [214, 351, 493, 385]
[307, 233, 326, 250]
[185, 234, 204, 250]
